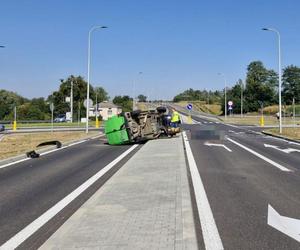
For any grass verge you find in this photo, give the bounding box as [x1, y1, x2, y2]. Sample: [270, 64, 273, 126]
[0, 131, 100, 160]
[264, 128, 300, 141]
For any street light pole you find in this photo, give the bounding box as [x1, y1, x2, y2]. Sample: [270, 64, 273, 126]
[70, 80, 73, 123]
[262, 28, 282, 133]
[86, 25, 107, 133]
[218, 73, 227, 120]
[132, 72, 143, 111]
[241, 81, 243, 118]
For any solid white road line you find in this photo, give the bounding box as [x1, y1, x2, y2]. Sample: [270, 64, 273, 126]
[0, 158, 30, 170]
[182, 131, 224, 250]
[0, 144, 139, 249]
[0, 135, 105, 169]
[227, 137, 292, 172]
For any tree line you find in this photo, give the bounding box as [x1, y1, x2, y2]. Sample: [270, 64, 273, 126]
[173, 61, 300, 114]
[0, 75, 109, 121]
[0, 75, 150, 121]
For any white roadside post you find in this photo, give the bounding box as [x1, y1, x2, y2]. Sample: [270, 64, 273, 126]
[50, 103, 54, 133]
[86, 25, 107, 134]
[218, 73, 227, 120]
[262, 28, 282, 133]
[70, 80, 73, 123]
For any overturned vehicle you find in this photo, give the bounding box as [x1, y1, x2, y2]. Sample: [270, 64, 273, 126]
[104, 107, 180, 145]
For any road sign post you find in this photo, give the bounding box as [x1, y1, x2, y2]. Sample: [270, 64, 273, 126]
[50, 103, 54, 133]
[186, 103, 193, 124]
[228, 101, 233, 117]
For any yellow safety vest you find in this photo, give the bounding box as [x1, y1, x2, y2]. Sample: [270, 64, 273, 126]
[171, 111, 180, 122]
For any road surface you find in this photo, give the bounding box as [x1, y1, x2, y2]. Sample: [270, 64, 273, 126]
[0, 137, 141, 249]
[184, 114, 300, 249]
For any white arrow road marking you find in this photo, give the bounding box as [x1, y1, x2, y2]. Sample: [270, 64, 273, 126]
[264, 144, 300, 154]
[204, 142, 232, 152]
[227, 138, 292, 172]
[182, 132, 224, 250]
[268, 204, 300, 243]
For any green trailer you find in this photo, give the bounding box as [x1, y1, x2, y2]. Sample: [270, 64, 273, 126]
[104, 116, 131, 145]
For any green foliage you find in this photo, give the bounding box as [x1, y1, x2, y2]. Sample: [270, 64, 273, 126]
[94, 86, 109, 103]
[173, 88, 222, 104]
[220, 79, 244, 114]
[244, 61, 278, 112]
[137, 94, 147, 102]
[0, 90, 28, 120]
[112, 95, 133, 112]
[48, 75, 108, 120]
[282, 65, 300, 104]
[0, 75, 109, 121]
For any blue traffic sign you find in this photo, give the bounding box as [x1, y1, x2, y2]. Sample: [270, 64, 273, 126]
[187, 103, 193, 110]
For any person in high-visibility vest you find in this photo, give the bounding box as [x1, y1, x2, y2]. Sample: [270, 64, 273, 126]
[171, 109, 180, 128]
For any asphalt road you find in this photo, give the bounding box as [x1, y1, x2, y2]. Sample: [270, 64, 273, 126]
[184, 114, 300, 249]
[0, 137, 141, 249]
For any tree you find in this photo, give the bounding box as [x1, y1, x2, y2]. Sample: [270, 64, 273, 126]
[282, 65, 300, 104]
[94, 87, 109, 103]
[244, 61, 277, 112]
[137, 94, 147, 102]
[113, 95, 133, 112]
[221, 79, 244, 114]
[47, 75, 108, 120]
[173, 88, 222, 103]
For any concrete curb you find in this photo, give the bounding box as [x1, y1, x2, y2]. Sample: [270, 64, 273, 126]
[0, 132, 104, 167]
[262, 130, 300, 143]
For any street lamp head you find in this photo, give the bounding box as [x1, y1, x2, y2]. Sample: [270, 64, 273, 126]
[0, 45, 5, 48]
[101, 26, 108, 29]
[262, 28, 269, 31]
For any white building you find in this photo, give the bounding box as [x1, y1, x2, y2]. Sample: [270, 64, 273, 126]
[90, 102, 122, 121]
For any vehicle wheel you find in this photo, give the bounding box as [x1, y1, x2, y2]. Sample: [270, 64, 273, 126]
[156, 106, 166, 113]
[131, 109, 141, 117]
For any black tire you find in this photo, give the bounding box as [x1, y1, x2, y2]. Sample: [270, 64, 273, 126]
[156, 106, 166, 113]
[131, 109, 141, 117]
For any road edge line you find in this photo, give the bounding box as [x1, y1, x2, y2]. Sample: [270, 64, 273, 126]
[182, 131, 224, 250]
[0, 135, 104, 169]
[0, 144, 139, 249]
[227, 137, 292, 172]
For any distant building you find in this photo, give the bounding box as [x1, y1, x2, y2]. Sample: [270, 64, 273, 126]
[90, 101, 122, 120]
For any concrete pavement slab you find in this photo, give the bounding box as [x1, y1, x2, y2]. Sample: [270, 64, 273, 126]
[40, 135, 197, 250]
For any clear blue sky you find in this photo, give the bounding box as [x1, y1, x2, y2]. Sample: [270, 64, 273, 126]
[1, 0, 300, 100]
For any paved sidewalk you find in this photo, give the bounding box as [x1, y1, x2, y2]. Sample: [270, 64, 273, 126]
[40, 135, 197, 250]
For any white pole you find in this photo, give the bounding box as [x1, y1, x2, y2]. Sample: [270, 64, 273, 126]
[225, 78, 227, 120]
[51, 104, 54, 133]
[262, 28, 282, 133]
[86, 25, 107, 134]
[96, 92, 98, 119]
[293, 97, 295, 128]
[278, 30, 282, 134]
[241, 82, 243, 117]
[70, 80, 73, 123]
